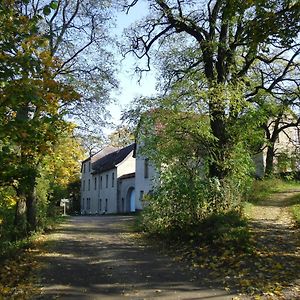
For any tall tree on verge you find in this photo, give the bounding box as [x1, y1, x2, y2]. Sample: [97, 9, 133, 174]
[18, 0, 118, 136]
[124, 0, 300, 179]
[248, 50, 300, 176]
[0, 0, 79, 233]
[38, 127, 85, 216]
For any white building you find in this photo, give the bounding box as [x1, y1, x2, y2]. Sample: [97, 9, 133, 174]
[254, 121, 300, 177]
[80, 144, 136, 214]
[133, 143, 157, 210]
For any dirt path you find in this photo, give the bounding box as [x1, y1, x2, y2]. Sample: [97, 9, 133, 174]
[249, 190, 300, 253]
[249, 190, 299, 226]
[33, 215, 236, 299]
[246, 190, 300, 299]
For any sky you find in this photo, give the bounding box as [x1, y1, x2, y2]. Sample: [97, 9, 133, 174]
[106, 1, 157, 132]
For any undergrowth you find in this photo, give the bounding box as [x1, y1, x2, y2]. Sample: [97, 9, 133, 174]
[136, 210, 253, 255]
[0, 214, 67, 260]
[244, 178, 300, 224]
[246, 177, 300, 203]
[291, 204, 300, 226]
[287, 193, 300, 226]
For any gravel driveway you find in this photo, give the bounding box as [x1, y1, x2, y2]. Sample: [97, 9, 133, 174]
[35, 215, 236, 299]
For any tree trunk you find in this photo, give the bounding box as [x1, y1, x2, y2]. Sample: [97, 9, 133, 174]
[15, 175, 38, 234]
[209, 106, 228, 179]
[265, 144, 275, 177]
[15, 105, 38, 233]
[26, 184, 37, 233]
[14, 195, 27, 237]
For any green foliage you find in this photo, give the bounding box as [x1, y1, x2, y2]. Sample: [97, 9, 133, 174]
[196, 211, 252, 252]
[141, 210, 252, 254]
[0, 187, 18, 242]
[108, 126, 135, 148]
[246, 178, 300, 203]
[141, 174, 253, 236]
[136, 107, 254, 235]
[0, 0, 83, 235]
[291, 204, 300, 226]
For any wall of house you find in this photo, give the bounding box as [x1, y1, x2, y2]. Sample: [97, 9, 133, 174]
[80, 158, 96, 214]
[116, 152, 136, 178]
[81, 165, 118, 214]
[135, 148, 157, 210]
[117, 176, 135, 213]
[96, 168, 118, 213]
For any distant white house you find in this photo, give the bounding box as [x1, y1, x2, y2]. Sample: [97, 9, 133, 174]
[80, 144, 136, 214]
[254, 120, 300, 177]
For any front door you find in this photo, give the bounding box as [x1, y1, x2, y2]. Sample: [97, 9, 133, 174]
[129, 188, 135, 212]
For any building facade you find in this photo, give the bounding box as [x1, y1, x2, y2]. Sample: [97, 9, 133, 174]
[134, 143, 157, 210]
[80, 144, 136, 214]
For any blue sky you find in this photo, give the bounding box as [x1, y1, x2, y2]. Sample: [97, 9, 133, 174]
[107, 1, 157, 131]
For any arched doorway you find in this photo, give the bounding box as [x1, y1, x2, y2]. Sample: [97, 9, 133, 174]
[126, 187, 135, 212]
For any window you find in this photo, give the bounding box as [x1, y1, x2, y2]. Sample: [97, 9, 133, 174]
[98, 199, 102, 211]
[100, 176, 103, 189]
[112, 172, 114, 187]
[87, 198, 90, 210]
[83, 163, 86, 173]
[106, 174, 108, 188]
[105, 199, 108, 212]
[88, 179, 90, 191]
[144, 158, 149, 178]
[82, 198, 85, 210]
[94, 177, 97, 190]
[140, 190, 144, 201]
[88, 161, 91, 172]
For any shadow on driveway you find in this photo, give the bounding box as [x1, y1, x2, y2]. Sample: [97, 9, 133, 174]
[34, 216, 237, 299]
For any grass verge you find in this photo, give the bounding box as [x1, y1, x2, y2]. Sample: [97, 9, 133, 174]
[288, 193, 300, 226]
[291, 204, 300, 226]
[246, 178, 300, 203]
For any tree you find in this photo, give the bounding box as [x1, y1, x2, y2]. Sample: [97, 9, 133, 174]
[37, 127, 85, 221]
[17, 0, 119, 136]
[124, 0, 300, 180]
[108, 126, 135, 147]
[0, 0, 80, 233]
[248, 48, 300, 176]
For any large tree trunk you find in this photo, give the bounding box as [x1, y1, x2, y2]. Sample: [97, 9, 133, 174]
[15, 175, 38, 235]
[208, 98, 228, 179]
[14, 195, 27, 237]
[209, 121, 228, 178]
[26, 184, 37, 233]
[265, 144, 275, 177]
[15, 105, 38, 233]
